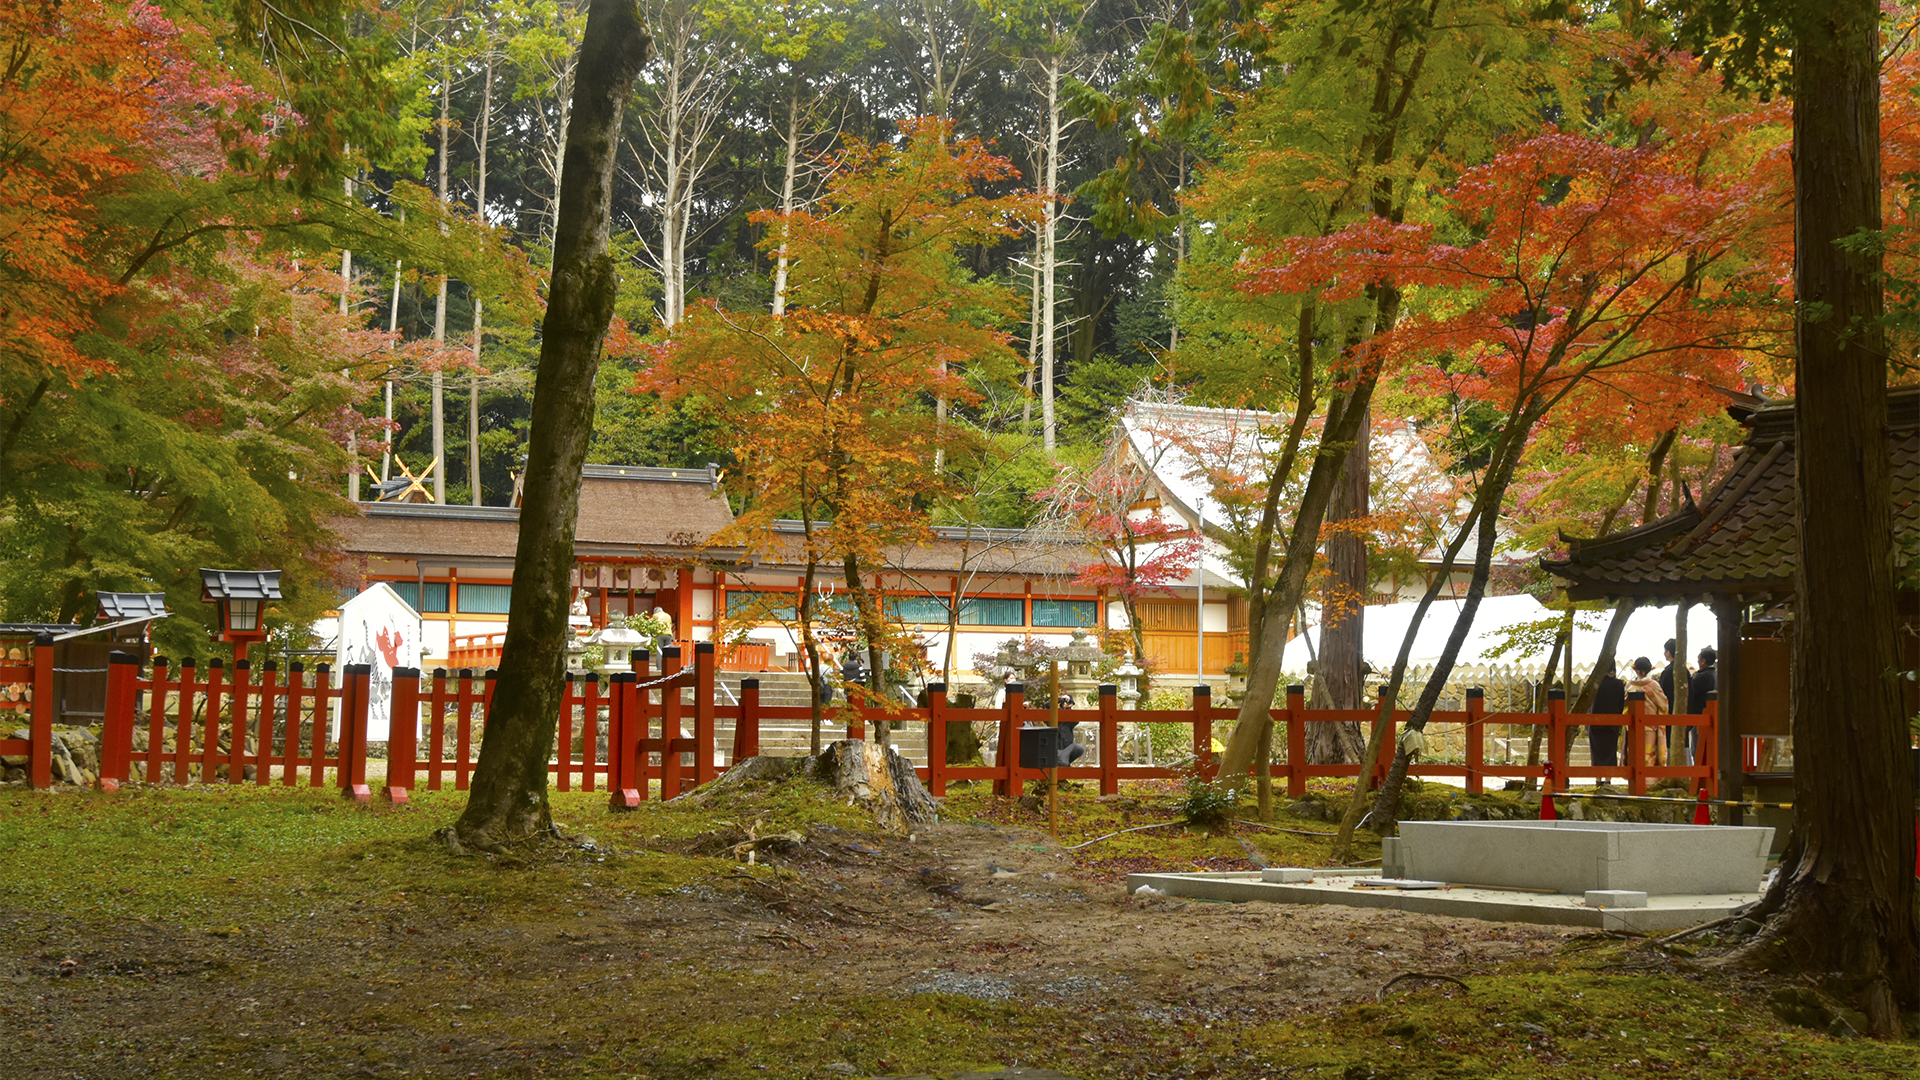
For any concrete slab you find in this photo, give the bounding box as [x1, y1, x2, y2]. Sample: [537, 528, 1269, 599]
[1123, 870, 1756, 932]
[1586, 889, 1649, 908]
[1395, 820, 1773, 895]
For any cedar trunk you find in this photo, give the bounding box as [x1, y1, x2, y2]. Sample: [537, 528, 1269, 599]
[1747, 1, 1919, 1030]
[450, 1, 651, 851]
[1308, 407, 1370, 764]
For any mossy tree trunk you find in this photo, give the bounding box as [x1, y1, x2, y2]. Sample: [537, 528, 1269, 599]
[1741, 0, 1918, 1034]
[450, 0, 651, 851]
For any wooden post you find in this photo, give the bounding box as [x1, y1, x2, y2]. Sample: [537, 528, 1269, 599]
[29, 635, 54, 789]
[201, 658, 225, 783]
[228, 659, 250, 785]
[426, 669, 447, 791]
[340, 663, 372, 804]
[1547, 688, 1568, 798]
[145, 657, 170, 783]
[308, 664, 331, 788]
[455, 669, 478, 791]
[734, 676, 761, 764]
[925, 682, 946, 796]
[1192, 684, 1213, 777]
[997, 683, 1024, 797]
[387, 667, 420, 805]
[1285, 685, 1307, 798]
[1371, 686, 1395, 789]
[608, 671, 640, 809]
[694, 642, 717, 785]
[581, 673, 601, 793]
[172, 658, 198, 785]
[1464, 687, 1486, 794]
[1702, 691, 1719, 800]
[256, 661, 280, 787]
[1097, 684, 1119, 797]
[1048, 661, 1059, 839]
[100, 652, 140, 791]
[1713, 597, 1743, 823]
[282, 662, 306, 787]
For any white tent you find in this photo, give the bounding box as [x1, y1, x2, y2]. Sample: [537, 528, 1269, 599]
[1280, 593, 1721, 676]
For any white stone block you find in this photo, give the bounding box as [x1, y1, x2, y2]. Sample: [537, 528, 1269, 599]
[1586, 889, 1648, 908]
[1261, 868, 1316, 883]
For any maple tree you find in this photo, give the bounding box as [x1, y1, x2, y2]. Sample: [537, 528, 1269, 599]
[640, 119, 1038, 742]
[1286, 108, 1781, 838]
[1037, 439, 1201, 672]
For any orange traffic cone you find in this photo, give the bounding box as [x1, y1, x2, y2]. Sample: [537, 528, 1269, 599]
[1693, 789, 1712, 825]
[1538, 762, 1558, 821]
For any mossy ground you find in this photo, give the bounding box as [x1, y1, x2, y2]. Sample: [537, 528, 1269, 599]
[1, 779, 1911, 1078]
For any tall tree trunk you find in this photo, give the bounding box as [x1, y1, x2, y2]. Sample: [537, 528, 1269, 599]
[341, 173, 358, 503]
[771, 85, 800, 316]
[431, 56, 451, 505]
[470, 32, 494, 507]
[1039, 56, 1062, 453]
[1309, 405, 1370, 763]
[450, 0, 651, 851]
[1741, 0, 1918, 1031]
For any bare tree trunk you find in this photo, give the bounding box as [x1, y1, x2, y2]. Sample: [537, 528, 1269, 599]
[431, 57, 452, 505]
[771, 85, 800, 316]
[449, 0, 651, 851]
[470, 32, 495, 507]
[1039, 56, 1061, 453]
[1739, 0, 1918, 1030]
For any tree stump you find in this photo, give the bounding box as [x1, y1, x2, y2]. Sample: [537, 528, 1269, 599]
[692, 740, 939, 834]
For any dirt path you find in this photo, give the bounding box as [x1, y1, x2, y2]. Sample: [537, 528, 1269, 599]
[0, 818, 1590, 1080]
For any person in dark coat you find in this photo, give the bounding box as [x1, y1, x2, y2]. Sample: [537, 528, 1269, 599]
[1588, 666, 1627, 770]
[1680, 646, 1718, 766]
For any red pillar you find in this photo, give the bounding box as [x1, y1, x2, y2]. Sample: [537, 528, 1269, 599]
[1285, 685, 1307, 798]
[1464, 687, 1485, 795]
[1097, 684, 1119, 796]
[693, 642, 717, 785]
[386, 667, 420, 806]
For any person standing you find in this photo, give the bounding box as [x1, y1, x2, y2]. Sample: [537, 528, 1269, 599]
[1626, 656, 1670, 765]
[1589, 665, 1627, 771]
[1682, 646, 1718, 767]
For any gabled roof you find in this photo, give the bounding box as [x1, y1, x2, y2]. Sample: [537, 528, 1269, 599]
[336, 464, 736, 563]
[1543, 388, 1920, 602]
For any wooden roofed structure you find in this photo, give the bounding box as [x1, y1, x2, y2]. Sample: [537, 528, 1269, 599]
[1542, 387, 1920, 811]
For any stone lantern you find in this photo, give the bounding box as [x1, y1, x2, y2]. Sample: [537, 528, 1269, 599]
[1113, 660, 1143, 710]
[1059, 627, 1103, 704]
[588, 622, 646, 678]
[1224, 651, 1249, 705]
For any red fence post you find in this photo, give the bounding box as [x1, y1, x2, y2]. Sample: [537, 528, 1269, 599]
[1626, 690, 1647, 796]
[456, 669, 481, 791]
[1097, 684, 1119, 797]
[1285, 685, 1308, 799]
[387, 667, 420, 805]
[201, 659, 225, 783]
[1371, 688, 1396, 789]
[227, 659, 250, 784]
[282, 663, 307, 787]
[996, 683, 1024, 797]
[256, 661, 280, 786]
[925, 682, 948, 796]
[609, 672, 640, 810]
[734, 677, 761, 764]
[1464, 687, 1485, 795]
[172, 658, 200, 785]
[340, 663, 372, 804]
[693, 642, 717, 785]
[29, 635, 54, 789]
[660, 647, 684, 799]
[99, 652, 140, 791]
[1192, 685, 1214, 778]
[845, 684, 866, 742]
[581, 674, 600, 793]
[309, 664, 333, 789]
[1547, 688, 1568, 800]
[145, 657, 171, 783]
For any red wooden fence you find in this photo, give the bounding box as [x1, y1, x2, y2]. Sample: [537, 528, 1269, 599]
[46, 642, 1725, 807]
[1, 638, 54, 789]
